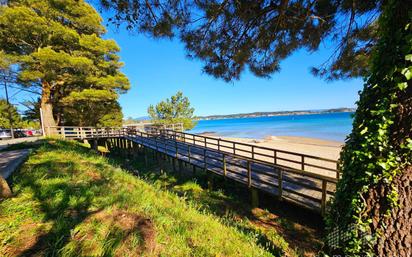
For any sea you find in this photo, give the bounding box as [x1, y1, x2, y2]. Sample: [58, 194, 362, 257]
[188, 112, 354, 142]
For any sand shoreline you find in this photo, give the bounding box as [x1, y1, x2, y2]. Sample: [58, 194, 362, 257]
[197, 132, 343, 161]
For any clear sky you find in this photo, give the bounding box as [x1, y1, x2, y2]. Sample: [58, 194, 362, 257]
[103, 21, 364, 118]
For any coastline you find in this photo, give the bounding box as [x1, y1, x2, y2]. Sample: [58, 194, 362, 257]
[195, 108, 355, 120]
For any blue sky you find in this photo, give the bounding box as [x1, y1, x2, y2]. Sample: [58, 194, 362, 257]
[103, 22, 364, 118]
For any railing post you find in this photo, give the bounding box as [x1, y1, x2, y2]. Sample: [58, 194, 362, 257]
[155, 137, 158, 151]
[62, 127, 65, 139]
[278, 168, 283, 200]
[301, 155, 305, 170]
[223, 154, 227, 177]
[175, 140, 178, 158]
[251, 145, 255, 159]
[321, 180, 327, 215]
[203, 148, 207, 170]
[336, 162, 340, 180]
[247, 161, 252, 188]
[188, 145, 191, 163]
[218, 138, 221, 151]
[274, 150, 277, 165]
[233, 142, 235, 155]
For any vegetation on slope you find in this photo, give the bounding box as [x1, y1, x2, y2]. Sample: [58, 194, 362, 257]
[0, 140, 272, 256]
[111, 146, 324, 257]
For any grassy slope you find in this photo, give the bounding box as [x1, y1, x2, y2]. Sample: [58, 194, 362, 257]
[112, 147, 323, 257]
[0, 140, 272, 256]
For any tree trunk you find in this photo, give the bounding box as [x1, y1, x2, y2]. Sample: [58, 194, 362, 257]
[326, 0, 411, 255]
[366, 166, 412, 256]
[41, 81, 56, 134]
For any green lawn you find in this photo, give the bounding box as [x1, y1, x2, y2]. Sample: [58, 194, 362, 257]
[0, 140, 274, 256]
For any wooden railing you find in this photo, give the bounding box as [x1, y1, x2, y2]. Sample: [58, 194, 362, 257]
[155, 129, 339, 179]
[46, 126, 124, 139]
[124, 123, 184, 134]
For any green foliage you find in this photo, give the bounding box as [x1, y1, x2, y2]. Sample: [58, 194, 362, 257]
[0, 140, 272, 256]
[0, 0, 130, 126]
[326, 0, 412, 255]
[101, 0, 380, 81]
[60, 89, 123, 126]
[148, 91, 197, 130]
[0, 98, 21, 128]
[21, 98, 40, 122]
[0, 98, 40, 129]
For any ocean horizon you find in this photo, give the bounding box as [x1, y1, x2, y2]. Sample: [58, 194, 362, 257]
[188, 112, 354, 142]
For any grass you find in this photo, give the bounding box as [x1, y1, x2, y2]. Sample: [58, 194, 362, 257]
[0, 140, 275, 256]
[110, 145, 324, 257]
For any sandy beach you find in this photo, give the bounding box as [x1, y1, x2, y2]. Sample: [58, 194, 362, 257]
[226, 135, 342, 160]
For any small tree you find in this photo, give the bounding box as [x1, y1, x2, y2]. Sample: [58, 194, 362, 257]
[148, 91, 196, 130]
[0, 98, 21, 128]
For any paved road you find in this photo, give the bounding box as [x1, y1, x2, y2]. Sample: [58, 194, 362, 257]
[0, 149, 30, 179]
[0, 136, 42, 151]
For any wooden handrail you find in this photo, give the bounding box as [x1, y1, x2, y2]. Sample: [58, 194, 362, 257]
[157, 129, 339, 176]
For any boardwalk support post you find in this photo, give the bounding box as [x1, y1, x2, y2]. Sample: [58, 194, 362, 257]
[92, 139, 98, 151]
[251, 188, 259, 208]
[207, 174, 213, 191]
[144, 147, 148, 166]
[178, 160, 183, 176]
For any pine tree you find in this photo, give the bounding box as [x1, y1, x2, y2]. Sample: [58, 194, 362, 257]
[0, 98, 21, 128]
[0, 0, 130, 128]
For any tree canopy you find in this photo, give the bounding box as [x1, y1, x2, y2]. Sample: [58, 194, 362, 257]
[148, 91, 196, 130]
[100, 0, 380, 81]
[0, 0, 130, 127]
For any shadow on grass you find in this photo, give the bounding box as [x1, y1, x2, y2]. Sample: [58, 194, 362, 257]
[7, 141, 125, 256]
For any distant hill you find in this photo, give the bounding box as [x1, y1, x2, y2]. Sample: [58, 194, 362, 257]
[195, 108, 355, 120]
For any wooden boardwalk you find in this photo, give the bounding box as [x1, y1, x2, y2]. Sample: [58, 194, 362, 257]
[48, 126, 339, 215]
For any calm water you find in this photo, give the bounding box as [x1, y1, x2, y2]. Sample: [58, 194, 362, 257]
[189, 112, 354, 142]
